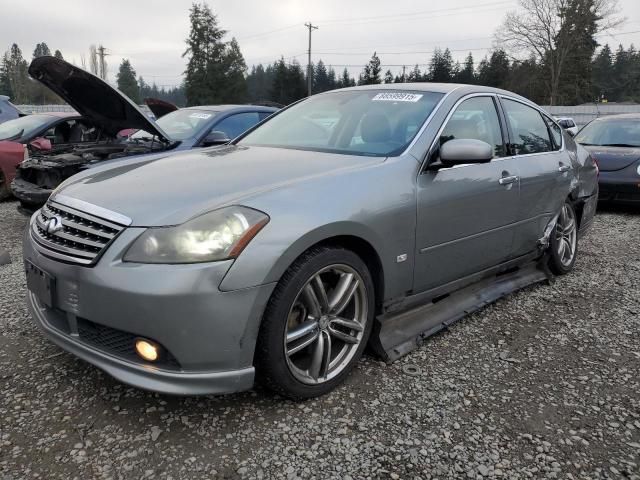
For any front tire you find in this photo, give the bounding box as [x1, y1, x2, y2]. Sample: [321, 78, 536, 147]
[255, 246, 375, 399]
[548, 200, 578, 275]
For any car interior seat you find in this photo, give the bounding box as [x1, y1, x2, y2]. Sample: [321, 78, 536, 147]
[53, 122, 71, 144]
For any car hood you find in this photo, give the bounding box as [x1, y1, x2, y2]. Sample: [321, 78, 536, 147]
[28, 56, 170, 142]
[582, 145, 640, 172]
[54, 146, 382, 226]
[144, 97, 178, 119]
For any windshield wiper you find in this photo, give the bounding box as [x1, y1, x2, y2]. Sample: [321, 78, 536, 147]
[600, 143, 640, 148]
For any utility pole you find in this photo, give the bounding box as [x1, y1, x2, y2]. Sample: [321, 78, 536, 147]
[97, 45, 108, 81]
[305, 22, 318, 97]
[402, 65, 406, 83]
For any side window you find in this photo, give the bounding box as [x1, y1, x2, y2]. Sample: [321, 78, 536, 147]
[213, 112, 261, 139]
[502, 99, 552, 155]
[543, 115, 562, 151]
[258, 112, 273, 121]
[439, 96, 505, 158]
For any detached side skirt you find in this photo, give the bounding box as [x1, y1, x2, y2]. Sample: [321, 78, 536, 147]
[371, 259, 551, 362]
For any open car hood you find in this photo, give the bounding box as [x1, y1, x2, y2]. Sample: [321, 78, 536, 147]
[28, 56, 171, 142]
[144, 97, 178, 119]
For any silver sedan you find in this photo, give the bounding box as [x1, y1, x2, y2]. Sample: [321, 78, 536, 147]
[23, 84, 598, 399]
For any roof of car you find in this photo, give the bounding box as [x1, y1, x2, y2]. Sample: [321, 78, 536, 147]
[322, 82, 536, 104]
[183, 105, 278, 112]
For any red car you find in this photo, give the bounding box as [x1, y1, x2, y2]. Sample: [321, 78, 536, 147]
[0, 112, 84, 199]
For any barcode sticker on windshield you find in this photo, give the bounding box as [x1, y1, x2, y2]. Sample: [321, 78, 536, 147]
[189, 113, 212, 119]
[372, 93, 423, 102]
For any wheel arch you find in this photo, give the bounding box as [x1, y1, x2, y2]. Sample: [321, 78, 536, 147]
[262, 223, 387, 312]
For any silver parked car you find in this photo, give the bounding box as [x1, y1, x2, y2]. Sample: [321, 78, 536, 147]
[23, 84, 598, 399]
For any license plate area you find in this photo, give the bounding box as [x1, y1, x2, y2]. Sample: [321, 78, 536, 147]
[25, 260, 55, 308]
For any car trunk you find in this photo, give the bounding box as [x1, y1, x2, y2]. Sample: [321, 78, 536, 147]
[583, 145, 640, 172]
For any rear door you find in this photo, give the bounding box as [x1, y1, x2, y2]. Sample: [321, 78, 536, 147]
[414, 95, 521, 293]
[500, 98, 572, 257]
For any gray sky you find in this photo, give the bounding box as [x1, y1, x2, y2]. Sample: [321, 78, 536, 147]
[2, 0, 640, 88]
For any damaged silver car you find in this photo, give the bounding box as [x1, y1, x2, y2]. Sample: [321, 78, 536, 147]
[23, 84, 598, 399]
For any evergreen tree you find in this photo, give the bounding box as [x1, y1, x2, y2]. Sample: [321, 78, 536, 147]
[556, 0, 599, 104]
[383, 69, 394, 84]
[428, 48, 454, 82]
[327, 66, 337, 90]
[32, 42, 51, 58]
[359, 52, 382, 85]
[220, 37, 247, 102]
[314, 60, 331, 93]
[456, 53, 475, 84]
[591, 44, 612, 101]
[54, 50, 64, 60]
[477, 50, 510, 88]
[182, 2, 227, 105]
[246, 64, 274, 102]
[0, 53, 12, 97]
[338, 68, 355, 88]
[117, 59, 140, 104]
[407, 64, 422, 82]
[7, 44, 28, 103]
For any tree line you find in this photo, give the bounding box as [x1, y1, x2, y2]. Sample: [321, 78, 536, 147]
[1, 0, 638, 108]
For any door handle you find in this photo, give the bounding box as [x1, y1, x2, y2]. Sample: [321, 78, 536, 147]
[558, 164, 571, 173]
[499, 175, 519, 185]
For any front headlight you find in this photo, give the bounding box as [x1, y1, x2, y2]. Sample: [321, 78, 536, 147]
[123, 206, 269, 264]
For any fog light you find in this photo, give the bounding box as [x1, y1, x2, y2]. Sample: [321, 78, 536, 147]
[135, 338, 159, 362]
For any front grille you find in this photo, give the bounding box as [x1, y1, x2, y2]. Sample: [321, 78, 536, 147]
[76, 317, 181, 370]
[31, 199, 126, 265]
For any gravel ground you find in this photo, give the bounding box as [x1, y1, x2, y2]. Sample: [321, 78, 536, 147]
[1, 199, 639, 480]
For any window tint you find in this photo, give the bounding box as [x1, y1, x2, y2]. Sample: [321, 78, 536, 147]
[439, 96, 505, 157]
[543, 115, 562, 150]
[214, 112, 261, 139]
[503, 99, 552, 155]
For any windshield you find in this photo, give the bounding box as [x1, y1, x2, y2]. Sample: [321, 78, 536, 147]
[0, 114, 53, 141]
[131, 109, 216, 141]
[237, 90, 444, 156]
[575, 118, 640, 147]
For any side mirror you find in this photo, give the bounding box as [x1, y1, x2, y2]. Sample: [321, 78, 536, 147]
[439, 139, 493, 166]
[29, 137, 52, 152]
[201, 130, 231, 147]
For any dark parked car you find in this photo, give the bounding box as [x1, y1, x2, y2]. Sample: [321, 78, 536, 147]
[0, 95, 25, 124]
[575, 114, 640, 205]
[23, 84, 598, 399]
[11, 56, 276, 209]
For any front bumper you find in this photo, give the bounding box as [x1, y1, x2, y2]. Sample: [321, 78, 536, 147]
[11, 176, 52, 208]
[598, 169, 640, 204]
[23, 225, 276, 395]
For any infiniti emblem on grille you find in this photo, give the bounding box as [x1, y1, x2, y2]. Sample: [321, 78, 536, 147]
[46, 215, 64, 234]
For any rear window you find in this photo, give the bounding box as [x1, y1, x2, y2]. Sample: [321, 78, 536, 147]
[575, 118, 640, 147]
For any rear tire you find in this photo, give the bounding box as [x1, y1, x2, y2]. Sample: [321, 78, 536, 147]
[548, 200, 578, 275]
[255, 246, 375, 400]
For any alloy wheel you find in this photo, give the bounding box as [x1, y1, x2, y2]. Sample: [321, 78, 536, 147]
[283, 264, 368, 385]
[555, 203, 577, 267]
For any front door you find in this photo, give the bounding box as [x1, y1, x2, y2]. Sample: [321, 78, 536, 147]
[414, 95, 521, 293]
